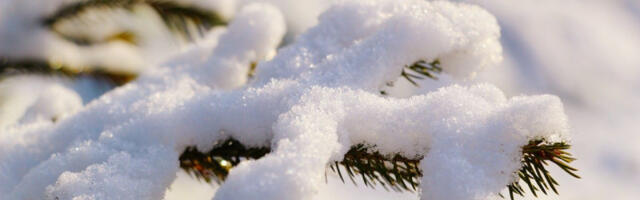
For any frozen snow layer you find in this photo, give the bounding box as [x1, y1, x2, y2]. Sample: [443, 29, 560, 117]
[0, 1, 569, 200]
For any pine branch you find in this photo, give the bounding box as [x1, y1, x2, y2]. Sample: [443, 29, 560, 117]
[179, 138, 579, 199]
[179, 139, 269, 183]
[505, 139, 580, 199]
[401, 59, 442, 86]
[149, 1, 227, 41]
[331, 144, 422, 192]
[0, 58, 135, 85]
[381, 59, 442, 95]
[42, 0, 227, 43]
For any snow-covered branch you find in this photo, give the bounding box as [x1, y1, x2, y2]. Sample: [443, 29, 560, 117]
[0, 0, 576, 200]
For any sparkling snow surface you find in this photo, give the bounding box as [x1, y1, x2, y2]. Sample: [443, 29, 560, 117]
[2, 0, 636, 200]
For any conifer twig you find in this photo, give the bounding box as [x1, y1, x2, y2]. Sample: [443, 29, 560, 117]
[179, 138, 579, 200]
[401, 59, 442, 86]
[0, 59, 135, 85]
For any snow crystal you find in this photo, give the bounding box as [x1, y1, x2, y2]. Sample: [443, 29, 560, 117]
[0, 0, 570, 200]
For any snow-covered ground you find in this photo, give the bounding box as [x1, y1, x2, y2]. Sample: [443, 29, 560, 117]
[1, 0, 639, 199]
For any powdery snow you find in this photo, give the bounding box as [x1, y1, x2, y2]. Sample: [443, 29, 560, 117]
[0, 1, 570, 200]
[0, 75, 83, 128]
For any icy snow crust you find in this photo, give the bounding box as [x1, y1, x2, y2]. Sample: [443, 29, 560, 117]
[0, 1, 569, 200]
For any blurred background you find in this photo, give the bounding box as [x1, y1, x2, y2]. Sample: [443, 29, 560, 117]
[1, 0, 638, 199]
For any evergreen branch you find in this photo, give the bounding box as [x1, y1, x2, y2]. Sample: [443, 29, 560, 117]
[381, 59, 442, 95]
[402, 59, 442, 86]
[149, 1, 227, 41]
[179, 139, 269, 183]
[0, 58, 136, 85]
[43, 0, 227, 43]
[506, 139, 580, 199]
[333, 144, 422, 192]
[42, 0, 134, 26]
[178, 138, 579, 199]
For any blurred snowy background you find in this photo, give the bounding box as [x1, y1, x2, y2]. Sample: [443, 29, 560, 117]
[471, 0, 640, 199]
[1, 0, 639, 199]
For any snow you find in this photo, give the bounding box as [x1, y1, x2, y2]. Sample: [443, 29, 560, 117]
[0, 0, 239, 74]
[467, 1, 640, 199]
[0, 0, 584, 200]
[383, 0, 640, 199]
[213, 84, 568, 200]
[165, 171, 217, 200]
[237, 0, 337, 43]
[254, 0, 502, 90]
[167, 2, 286, 90]
[0, 0, 144, 73]
[0, 75, 83, 128]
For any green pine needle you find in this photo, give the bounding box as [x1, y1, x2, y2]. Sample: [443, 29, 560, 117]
[402, 59, 442, 86]
[179, 138, 579, 199]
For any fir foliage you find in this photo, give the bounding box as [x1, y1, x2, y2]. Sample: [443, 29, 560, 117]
[402, 59, 442, 86]
[381, 59, 442, 95]
[179, 60, 580, 199]
[505, 139, 580, 199]
[179, 139, 270, 184]
[42, 0, 227, 42]
[179, 138, 579, 200]
[0, 59, 135, 85]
